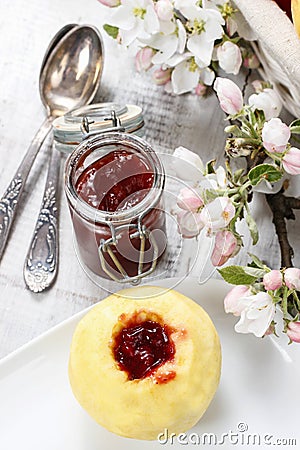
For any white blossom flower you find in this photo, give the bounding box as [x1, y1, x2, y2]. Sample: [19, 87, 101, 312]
[155, 0, 176, 34]
[171, 55, 200, 94]
[174, 0, 224, 68]
[167, 52, 215, 94]
[234, 292, 275, 338]
[109, 0, 160, 46]
[198, 165, 227, 195]
[141, 19, 186, 65]
[217, 41, 242, 75]
[248, 88, 282, 120]
[199, 66, 215, 85]
[176, 210, 204, 238]
[200, 196, 235, 232]
[155, 0, 173, 21]
[172, 146, 204, 182]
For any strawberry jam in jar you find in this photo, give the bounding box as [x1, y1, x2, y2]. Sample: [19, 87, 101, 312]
[64, 132, 166, 283]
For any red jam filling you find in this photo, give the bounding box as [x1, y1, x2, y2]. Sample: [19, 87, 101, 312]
[112, 320, 175, 380]
[75, 149, 154, 212]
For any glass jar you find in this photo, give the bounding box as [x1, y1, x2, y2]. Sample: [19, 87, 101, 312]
[64, 131, 166, 284]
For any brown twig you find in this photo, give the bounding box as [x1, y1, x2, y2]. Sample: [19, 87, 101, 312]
[265, 188, 300, 268]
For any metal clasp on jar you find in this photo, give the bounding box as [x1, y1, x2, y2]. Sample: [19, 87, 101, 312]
[81, 110, 125, 139]
[98, 215, 159, 285]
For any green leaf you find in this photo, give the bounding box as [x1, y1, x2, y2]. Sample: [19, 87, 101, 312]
[247, 253, 265, 269]
[290, 119, 300, 135]
[205, 159, 216, 175]
[103, 24, 119, 39]
[248, 164, 282, 186]
[218, 265, 265, 285]
[246, 211, 259, 245]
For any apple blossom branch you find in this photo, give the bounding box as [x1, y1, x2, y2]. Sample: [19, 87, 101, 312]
[172, 77, 300, 342]
[98, 0, 259, 95]
[215, 76, 300, 341]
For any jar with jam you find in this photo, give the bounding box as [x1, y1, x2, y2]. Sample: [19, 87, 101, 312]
[64, 118, 166, 284]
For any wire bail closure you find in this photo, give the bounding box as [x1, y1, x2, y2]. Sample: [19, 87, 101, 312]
[81, 110, 125, 139]
[98, 215, 159, 285]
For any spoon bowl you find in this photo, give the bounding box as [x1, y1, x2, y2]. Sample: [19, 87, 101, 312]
[40, 23, 77, 75]
[40, 25, 104, 117]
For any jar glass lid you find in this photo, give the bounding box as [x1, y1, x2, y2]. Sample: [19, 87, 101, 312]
[53, 102, 144, 153]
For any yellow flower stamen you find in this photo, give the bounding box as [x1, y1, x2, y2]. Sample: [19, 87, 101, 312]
[222, 210, 230, 222]
[219, 1, 238, 20]
[133, 7, 146, 19]
[188, 57, 198, 73]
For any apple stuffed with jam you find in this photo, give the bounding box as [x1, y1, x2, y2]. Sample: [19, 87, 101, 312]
[69, 286, 221, 440]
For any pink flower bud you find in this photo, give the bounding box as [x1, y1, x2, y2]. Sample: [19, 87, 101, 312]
[243, 53, 260, 69]
[262, 118, 291, 153]
[282, 147, 300, 175]
[195, 83, 207, 97]
[224, 285, 251, 316]
[213, 77, 243, 115]
[155, 0, 173, 21]
[287, 321, 300, 343]
[97, 0, 120, 6]
[284, 267, 300, 290]
[177, 187, 204, 212]
[263, 270, 283, 290]
[176, 210, 204, 239]
[152, 67, 172, 85]
[217, 41, 242, 75]
[211, 230, 239, 267]
[135, 47, 154, 72]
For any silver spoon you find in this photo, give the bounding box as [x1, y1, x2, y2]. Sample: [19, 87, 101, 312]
[22, 24, 104, 292]
[22, 23, 77, 293]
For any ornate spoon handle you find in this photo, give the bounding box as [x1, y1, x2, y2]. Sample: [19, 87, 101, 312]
[23, 144, 61, 293]
[0, 117, 52, 260]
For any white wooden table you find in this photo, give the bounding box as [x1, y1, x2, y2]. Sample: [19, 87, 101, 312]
[0, 0, 299, 359]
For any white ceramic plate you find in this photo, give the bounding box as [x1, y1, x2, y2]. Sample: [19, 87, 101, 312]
[0, 278, 299, 449]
